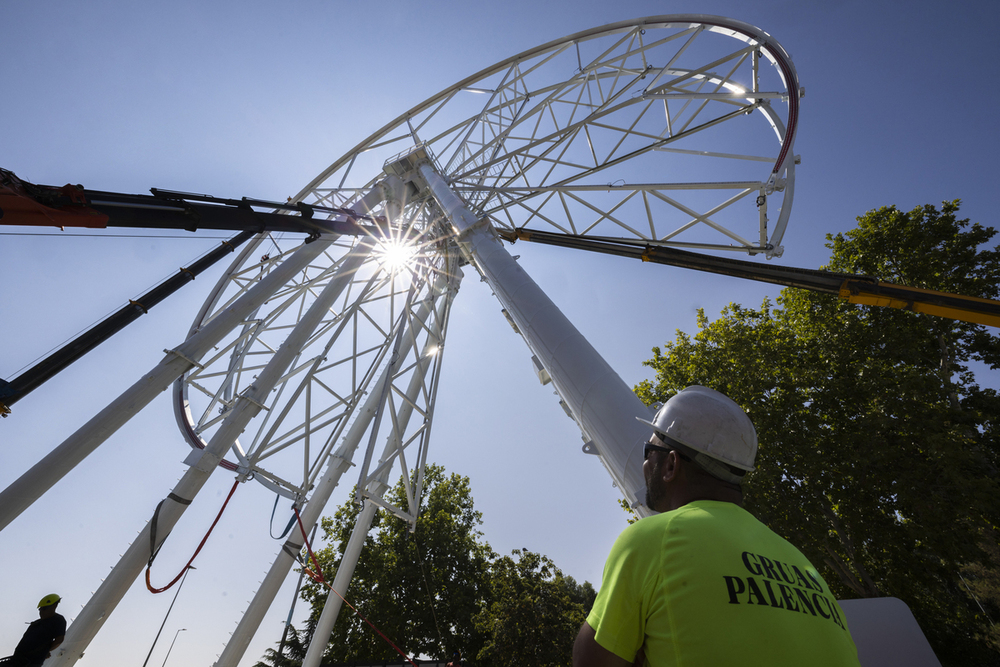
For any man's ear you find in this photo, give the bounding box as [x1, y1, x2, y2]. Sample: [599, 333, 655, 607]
[662, 450, 681, 483]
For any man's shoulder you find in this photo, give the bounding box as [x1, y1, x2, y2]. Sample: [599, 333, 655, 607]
[42, 613, 66, 632]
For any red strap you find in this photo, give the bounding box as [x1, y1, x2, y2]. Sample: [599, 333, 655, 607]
[146, 480, 239, 594]
[293, 508, 417, 667]
[294, 507, 326, 584]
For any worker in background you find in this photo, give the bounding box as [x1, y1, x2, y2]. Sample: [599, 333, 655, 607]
[8, 594, 66, 667]
[446, 649, 464, 666]
[573, 386, 861, 667]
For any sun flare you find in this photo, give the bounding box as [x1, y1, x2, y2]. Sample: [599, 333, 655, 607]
[375, 238, 418, 274]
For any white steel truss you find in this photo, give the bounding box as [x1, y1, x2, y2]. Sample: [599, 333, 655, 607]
[215, 248, 464, 667]
[296, 15, 799, 258]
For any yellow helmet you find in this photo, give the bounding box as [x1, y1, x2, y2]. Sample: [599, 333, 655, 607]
[37, 594, 61, 608]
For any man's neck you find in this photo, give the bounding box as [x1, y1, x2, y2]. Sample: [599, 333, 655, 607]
[667, 487, 743, 512]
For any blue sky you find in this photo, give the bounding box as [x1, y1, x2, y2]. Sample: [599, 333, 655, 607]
[1, 1, 998, 666]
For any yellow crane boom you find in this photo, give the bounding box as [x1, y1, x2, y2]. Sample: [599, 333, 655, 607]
[498, 228, 1000, 329]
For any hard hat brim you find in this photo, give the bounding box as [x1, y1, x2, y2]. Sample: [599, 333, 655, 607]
[635, 415, 755, 472]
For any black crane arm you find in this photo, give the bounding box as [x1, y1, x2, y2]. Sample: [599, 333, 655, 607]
[0, 168, 385, 237]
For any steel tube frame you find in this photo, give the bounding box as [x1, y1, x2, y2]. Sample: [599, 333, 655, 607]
[214, 261, 461, 667]
[301, 301, 456, 667]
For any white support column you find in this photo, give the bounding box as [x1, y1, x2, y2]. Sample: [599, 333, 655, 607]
[301, 264, 459, 667]
[214, 262, 461, 667]
[301, 500, 376, 667]
[417, 162, 653, 514]
[0, 236, 333, 532]
[49, 238, 376, 667]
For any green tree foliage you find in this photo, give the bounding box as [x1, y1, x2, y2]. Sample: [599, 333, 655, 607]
[635, 202, 1000, 664]
[277, 465, 596, 667]
[960, 532, 1000, 653]
[253, 624, 310, 667]
[301, 464, 494, 664]
[474, 549, 595, 667]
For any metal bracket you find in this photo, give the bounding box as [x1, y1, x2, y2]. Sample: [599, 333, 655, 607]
[237, 387, 270, 411]
[164, 348, 205, 370]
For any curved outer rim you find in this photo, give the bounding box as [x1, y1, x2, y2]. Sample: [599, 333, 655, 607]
[292, 14, 799, 204]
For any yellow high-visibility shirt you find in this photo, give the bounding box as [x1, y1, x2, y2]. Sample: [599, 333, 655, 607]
[588, 501, 861, 666]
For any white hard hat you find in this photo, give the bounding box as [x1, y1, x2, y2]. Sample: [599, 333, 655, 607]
[637, 386, 757, 482]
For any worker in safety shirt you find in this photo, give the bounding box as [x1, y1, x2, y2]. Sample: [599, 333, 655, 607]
[573, 386, 861, 667]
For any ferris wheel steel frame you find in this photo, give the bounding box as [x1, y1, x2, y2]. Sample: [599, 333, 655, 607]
[20, 15, 801, 667]
[294, 14, 799, 258]
[219, 252, 464, 666]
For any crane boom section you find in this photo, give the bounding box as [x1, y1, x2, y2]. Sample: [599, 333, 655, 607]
[0, 168, 384, 237]
[501, 227, 1000, 328]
